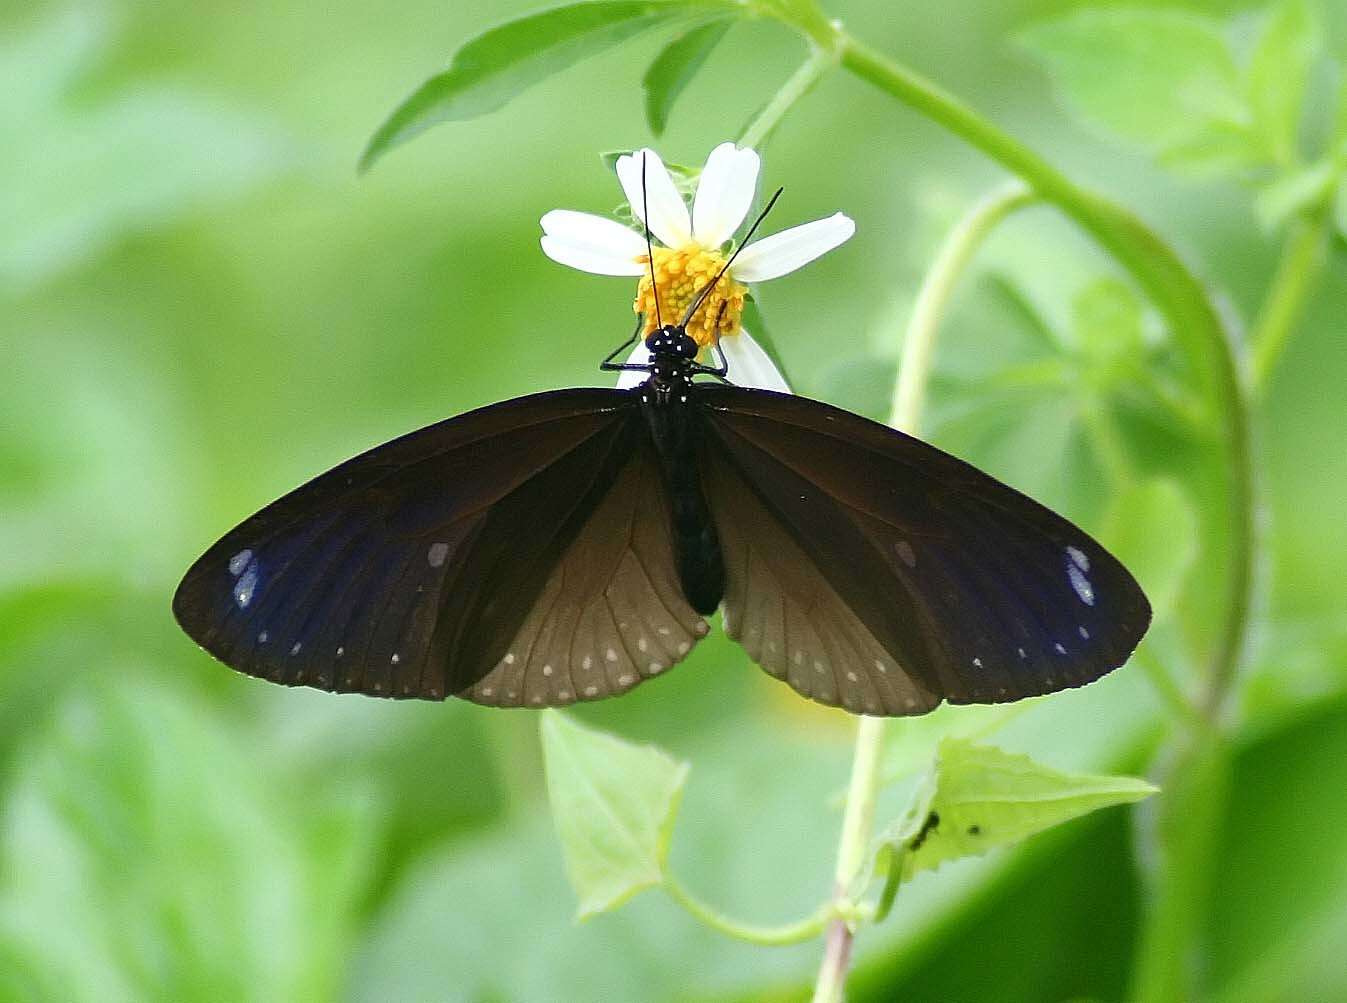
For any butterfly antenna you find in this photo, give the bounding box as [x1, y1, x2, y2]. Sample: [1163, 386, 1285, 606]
[680, 185, 783, 329]
[641, 152, 663, 330]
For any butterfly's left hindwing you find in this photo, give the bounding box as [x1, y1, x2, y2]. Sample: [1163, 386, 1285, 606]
[173, 389, 705, 702]
[696, 386, 1151, 715]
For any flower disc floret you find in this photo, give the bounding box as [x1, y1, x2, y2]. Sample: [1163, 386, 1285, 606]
[540, 142, 855, 393]
[636, 246, 745, 347]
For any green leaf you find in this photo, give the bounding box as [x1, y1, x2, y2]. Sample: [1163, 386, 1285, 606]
[642, 17, 732, 136]
[1254, 160, 1337, 231]
[1102, 478, 1200, 619]
[0, 680, 373, 1001]
[0, 10, 290, 293]
[360, 1, 724, 171]
[877, 738, 1156, 890]
[1020, 10, 1251, 171]
[540, 710, 689, 918]
[1247, 0, 1322, 168]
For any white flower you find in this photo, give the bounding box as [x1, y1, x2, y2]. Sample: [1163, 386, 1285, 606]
[539, 142, 855, 391]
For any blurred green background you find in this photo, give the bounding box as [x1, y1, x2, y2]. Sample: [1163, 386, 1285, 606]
[5, 0, 1347, 1000]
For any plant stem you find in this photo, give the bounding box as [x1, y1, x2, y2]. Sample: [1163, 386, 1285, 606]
[890, 181, 1037, 429]
[1249, 214, 1331, 392]
[835, 30, 1254, 723]
[812, 182, 1035, 1003]
[662, 874, 833, 945]
[739, 43, 838, 151]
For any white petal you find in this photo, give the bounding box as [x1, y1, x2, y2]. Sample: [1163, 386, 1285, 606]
[720, 327, 791, 392]
[540, 210, 646, 275]
[731, 213, 856, 283]
[692, 143, 760, 248]
[614, 342, 652, 389]
[615, 149, 691, 248]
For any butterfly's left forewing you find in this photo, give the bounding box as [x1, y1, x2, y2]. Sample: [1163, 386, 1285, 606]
[697, 386, 1151, 715]
[173, 389, 706, 703]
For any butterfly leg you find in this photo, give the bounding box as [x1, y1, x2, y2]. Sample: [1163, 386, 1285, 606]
[690, 305, 731, 382]
[599, 316, 649, 373]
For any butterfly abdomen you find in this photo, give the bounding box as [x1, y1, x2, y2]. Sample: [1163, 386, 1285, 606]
[642, 393, 724, 615]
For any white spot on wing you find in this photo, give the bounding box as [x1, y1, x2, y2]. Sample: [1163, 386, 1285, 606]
[290, 642, 302, 656]
[233, 565, 258, 608]
[228, 549, 253, 576]
[427, 542, 450, 567]
[1067, 563, 1095, 606]
[542, 664, 554, 677]
[895, 540, 916, 568]
[605, 648, 618, 663]
[1078, 625, 1090, 640]
[1067, 545, 1090, 572]
[584, 685, 599, 697]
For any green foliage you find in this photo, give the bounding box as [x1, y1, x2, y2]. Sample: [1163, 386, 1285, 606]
[0, 9, 289, 292]
[1021, 0, 1337, 203]
[360, 1, 738, 171]
[1246, 0, 1321, 168]
[0, 681, 373, 1002]
[1019, 10, 1250, 173]
[7, 0, 1347, 999]
[541, 711, 689, 917]
[873, 739, 1156, 918]
[1103, 479, 1200, 620]
[643, 18, 734, 136]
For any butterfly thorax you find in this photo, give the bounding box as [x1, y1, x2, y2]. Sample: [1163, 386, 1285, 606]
[638, 324, 700, 404]
[636, 325, 724, 614]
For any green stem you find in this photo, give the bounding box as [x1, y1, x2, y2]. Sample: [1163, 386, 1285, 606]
[890, 181, 1037, 430]
[1077, 397, 1134, 489]
[1249, 215, 1331, 392]
[739, 43, 838, 151]
[662, 874, 833, 946]
[835, 30, 1254, 724]
[813, 182, 1036, 1003]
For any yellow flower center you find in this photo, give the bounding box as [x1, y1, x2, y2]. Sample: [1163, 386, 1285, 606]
[634, 245, 746, 348]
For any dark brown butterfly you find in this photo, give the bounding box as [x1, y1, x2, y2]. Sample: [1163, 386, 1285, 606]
[173, 167, 1150, 715]
[173, 323, 1150, 716]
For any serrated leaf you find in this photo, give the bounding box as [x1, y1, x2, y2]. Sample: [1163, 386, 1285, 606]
[1020, 10, 1252, 172]
[361, 1, 726, 171]
[1254, 160, 1337, 231]
[642, 17, 732, 136]
[878, 738, 1156, 887]
[540, 711, 689, 918]
[1102, 478, 1199, 620]
[1248, 0, 1322, 168]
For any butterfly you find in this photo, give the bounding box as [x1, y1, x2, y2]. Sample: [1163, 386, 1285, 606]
[173, 169, 1150, 716]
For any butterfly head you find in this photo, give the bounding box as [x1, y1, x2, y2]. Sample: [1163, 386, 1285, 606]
[644, 324, 699, 360]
